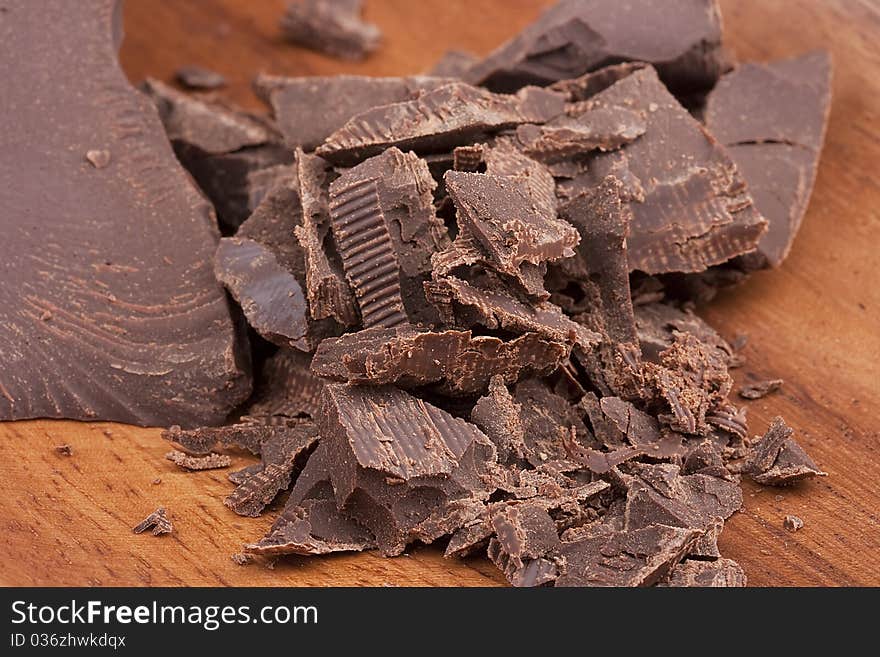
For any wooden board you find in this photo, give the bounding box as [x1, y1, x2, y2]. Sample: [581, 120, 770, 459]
[1, 0, 878, 587]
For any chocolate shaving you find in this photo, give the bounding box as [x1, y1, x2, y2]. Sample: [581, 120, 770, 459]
[280, 0, 381, 61]
[55, 444, 73, 457]
[132, 508, 172, 536]
[739, 378, 784, 400]
[166, 450, 232, 471]
[783, 515, 804, 532]
[471, 376, 527, 463]
[744, 417, 826, 486]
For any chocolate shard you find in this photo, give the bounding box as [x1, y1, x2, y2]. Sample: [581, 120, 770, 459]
[293, 150, 359, 325]
[328, 147, 449, 327]
[166, 450, 232, 471]
[215, 174, 339, 350]
[316, 83, 565, 166]
[133, 507, 172, 536]
[488, 502, 561, 587]
[634, 301, 735, 365]
[319, 384, 497, 556]
[682, 440, 731, 480]
[163, 423, 266, 457]
[705, 51, 832, 268]
[744, 417, 826, 486]
[311, 325, 568, 395]
[225, 421, 319, 517]
[549, 62, 649, 102]
[783, 515, 804, 532]
[598, 397, 679, 459]
[514, 378, 590, 467]
[174, 65, 227, 90]
[429, 50, 479, 78]
[424, 275, 599, 348]
[255, 74, 454, 152]
[464, 0, 725, 95]
[444, 515, 494, 558]
[0, 0, 250, 426]
[643, 332, 733, 436]
[575, 66, 767, 274]
[471, 376, 527, 463]
[555, 522, 702, 587]
[660, 558, 746, 587]
[280, 0, 381, 61]
[739, 378, 784, 400]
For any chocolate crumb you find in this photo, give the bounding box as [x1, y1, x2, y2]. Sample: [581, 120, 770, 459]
[231, 552, 254, 565]
[132, 508, 172, 536]
[55, 444, 73, 456]
[85, 149, 111, 169]
[783, 515, 804, 532]
[174, 65, 227, 90]
[152, 478, 162, 485]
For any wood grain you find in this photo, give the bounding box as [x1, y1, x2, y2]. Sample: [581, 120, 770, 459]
[1, 0, 878, 586]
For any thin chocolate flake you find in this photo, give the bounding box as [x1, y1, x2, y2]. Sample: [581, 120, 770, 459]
[317, 82, 565, 166]
[464, 0, 725, 94]
[739, 378, 784, 400]
[328, 147, 449, 327]
[705, 402, 749, 440]
[444, 516, 494, 558]
[311, 325, 568, 396]
[660, 558, 746, 587]
[783, 515, 804, 532]
[174, 65, 227, 90]
[165, 450, 232, 471]
[514, 378, 591, 467]
[0, 0, 251, 426]
[163, 423, 267, 457]
[55, 444, 73, 456]
[132, 507, 172, 536]
[744, 417, 826, 486]
[280, 0, 381, 61]
[705, 51, 832, 268]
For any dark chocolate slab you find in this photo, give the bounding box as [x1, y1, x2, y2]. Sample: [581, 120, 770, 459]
[317, 83, 565, 165]
[280, 0, 381, 61]
[311, 325, 567, 395]
[704, 51, 832, 267]
[255, 74, 454, 151]
[744, 417, 826, 486]
[328, 148, 449, 327]
[464, 0, 725, 94]
[0, 0, 250, 426]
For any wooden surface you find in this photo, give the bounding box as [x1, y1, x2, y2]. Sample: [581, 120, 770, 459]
[1, 0, 878, 587]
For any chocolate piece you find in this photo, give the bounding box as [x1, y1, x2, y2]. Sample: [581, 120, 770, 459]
[85, 149, 111, 169]
[246, 348, 326, 420]
[424, 275, 598, 348]
[488, 502, 561, 587]
[744, 417, 826, 486]
[704, 52, 832, 267]
[471, 376, 527, 463]
[599, 397, 666, 452]
[660, 558, 746, 587]
[0, 0, 250, 426]
[783, 514, 804, 532]
[293, 150, 359, 325]
[428, 50, 478, 78]
[739, 378, 784, 400]
[231, 552, 254, 565]
[225, 421, 319, 517]
[579, 67, 767, 274]
[689, 516, 724, 559]
[317, 83, 565, 166]
[555, 523, 701, 587]
[319, 384, 497, 555]
[453, 145, 485, 172]
[328, 148, 449, 327]
[255, 74, 454, 152]
[682, 440, 730, 480]
[174, 65, 227, 90]
[55, 444, 73, 456]
[634, 302, 735, 364]
[549, 62, 648, 101]
[514, 378, 590, 466]
[311, 325, 567, 395]
[464, 0, 725, 94]
[166, 450, 232, 471]
[444, 516, 494, 558]
[280, 0, 380, 61]
[132, 508, 172, 536]
[164, 423, 267, 457]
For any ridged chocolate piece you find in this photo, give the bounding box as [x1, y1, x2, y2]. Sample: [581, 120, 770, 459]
[329, 148, 449, 328]
[464, 0, 725, 95]
[452, 145, 485, 172]
[488, 502, 561, 587]
[317, 83, 565, 165]
[0, 0, 250, 427]
[280, 0, 381, 61]
[133, 508, 173, 536]
[320, 384, 497, 555]
[660, 558, 746, 587]
[293, 150, 359, 325]
[581, 66, 767, 274]
[744, 417, 826, 486]
[255, 74, 453, 151]
[704, 51, 832, 268]
[311, 325, 568, 395]
[425, 275, 598, 348]
[555, 523, 702, 587]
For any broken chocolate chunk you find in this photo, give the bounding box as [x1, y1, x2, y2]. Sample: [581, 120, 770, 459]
[280, 0, 381, 61]
[739, 378, 784, 400]
[549, 62, 648, 102]
[328, 147, 449, 327]
[704, 51, 832, 267]
[488, 502, 561, 587]
[471, 376, 527, 463]
[464, 0, 725, 94]
[660, 558, 746, 587]
[514, 378, 590, 467]
[744, 417, 826, 486]
[246, 348, 326, 421]
[166, 450, 232, 471]
[0, 0, 250, 426]
[317, 83, 565, 166]
[174, 65, 227, 90]
[133, 507, 172, 536]
[635, 302, 736, 365]
[312, 325, 567, 395]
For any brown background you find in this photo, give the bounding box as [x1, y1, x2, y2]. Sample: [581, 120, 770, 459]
[1, 0, 878, 586]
